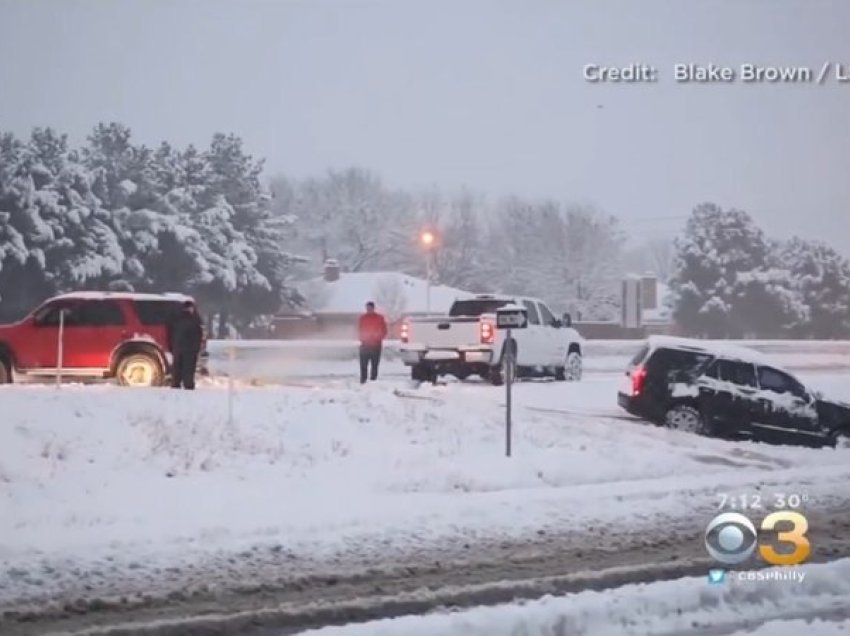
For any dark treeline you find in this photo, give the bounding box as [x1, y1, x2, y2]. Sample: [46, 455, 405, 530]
[0, 123, 626, 333]
[271, 172, 625, 320]
[4, 123, 848, 338]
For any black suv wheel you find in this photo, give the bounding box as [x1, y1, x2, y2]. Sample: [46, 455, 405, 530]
[665, 404, 708, 435]
[830, 428, 850, 449]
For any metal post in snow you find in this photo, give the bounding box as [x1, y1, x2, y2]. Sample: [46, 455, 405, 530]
[506, 327, 512, 457]
[425, 251, 432, 313]
[56, 309, 65, 387]
[496, 304, 526, 459]
[227, 345, 235, 428]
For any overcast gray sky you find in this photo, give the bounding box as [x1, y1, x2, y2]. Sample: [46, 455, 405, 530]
[1, 0, 849, 248]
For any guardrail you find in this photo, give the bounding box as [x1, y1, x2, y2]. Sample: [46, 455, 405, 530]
[205, 339, 850, 380]
[208, 339, 850, 359]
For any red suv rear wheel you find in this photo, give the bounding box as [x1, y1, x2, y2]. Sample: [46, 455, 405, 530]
[116, 353, 164, 387]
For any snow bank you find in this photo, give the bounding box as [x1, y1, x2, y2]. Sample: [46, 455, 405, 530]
[1, 376, 849, 607]
[299, 559, 850, 636]
[744, 618, 850, 635]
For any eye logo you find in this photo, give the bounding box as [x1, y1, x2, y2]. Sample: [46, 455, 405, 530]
[705, 512, 758, 564]
[704, 511, 811, 566]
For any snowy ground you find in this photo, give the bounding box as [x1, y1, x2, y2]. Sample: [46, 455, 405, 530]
[2, 348, 850, 632]
[298, 559, 850, 636]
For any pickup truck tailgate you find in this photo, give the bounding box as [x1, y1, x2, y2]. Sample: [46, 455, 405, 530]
[407, 317, 482, 349]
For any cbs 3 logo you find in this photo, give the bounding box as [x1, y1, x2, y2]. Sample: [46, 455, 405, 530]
[704, 511, 810, 566]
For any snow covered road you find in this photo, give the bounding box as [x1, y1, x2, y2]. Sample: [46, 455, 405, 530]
[293, 558, 850, 636]
[2, 364, 850, 634]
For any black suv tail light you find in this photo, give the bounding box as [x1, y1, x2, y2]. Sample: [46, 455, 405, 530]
[631, 365, 647, 396]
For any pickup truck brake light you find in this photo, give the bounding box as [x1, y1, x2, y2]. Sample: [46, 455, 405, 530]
[480, 321, 495, 345]
[400, 321, 410, 344]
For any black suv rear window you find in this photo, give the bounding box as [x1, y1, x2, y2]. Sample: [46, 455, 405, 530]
[647, 348, 711, 376]
[449, 299, 511, 317]
[134, 300, 183, 325]
[629, 344, 650, 366]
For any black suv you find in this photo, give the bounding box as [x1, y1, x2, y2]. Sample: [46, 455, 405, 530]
[618, 336, 850, 448]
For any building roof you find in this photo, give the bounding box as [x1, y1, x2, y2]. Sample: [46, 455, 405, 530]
[306, 272, 473, 315]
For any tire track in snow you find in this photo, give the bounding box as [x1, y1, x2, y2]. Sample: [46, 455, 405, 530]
[6, 498, 850, 636]
[13, 506, 850, 636]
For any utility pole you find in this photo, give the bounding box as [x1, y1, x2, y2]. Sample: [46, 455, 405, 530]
[420, 230, 436, 313]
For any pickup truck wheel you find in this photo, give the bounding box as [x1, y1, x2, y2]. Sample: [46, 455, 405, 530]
[0, 360, 10, 384]
[489, 349, 516, 386]
[411, 364, 430, 382]
[563, 352, 582, 381]
[116, 353, 164, 388]
[488, 364, 503, 386]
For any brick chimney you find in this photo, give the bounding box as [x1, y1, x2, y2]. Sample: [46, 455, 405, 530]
[641, 275, 657, 310]
[323, 258, 340, 282]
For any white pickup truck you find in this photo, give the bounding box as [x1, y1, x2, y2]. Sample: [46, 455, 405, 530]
[399, 294, 583, 385]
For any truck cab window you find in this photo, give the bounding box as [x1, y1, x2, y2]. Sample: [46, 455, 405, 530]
[521, 300, 540, 325]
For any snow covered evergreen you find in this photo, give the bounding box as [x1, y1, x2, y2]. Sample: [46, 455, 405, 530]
[0, 125, 303, 333]
[6, 126, 848, 338]
[780, 237, 850, 338]
[669, 203, 850, 338]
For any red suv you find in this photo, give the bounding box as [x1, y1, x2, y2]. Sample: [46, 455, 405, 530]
[0, 292, 208, 387]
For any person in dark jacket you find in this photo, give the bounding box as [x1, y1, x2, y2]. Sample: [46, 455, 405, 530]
[168, 301, 204, 390]
[358, 301, 388, 384]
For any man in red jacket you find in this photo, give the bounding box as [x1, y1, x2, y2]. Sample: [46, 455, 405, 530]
[358, 301, 388, 383]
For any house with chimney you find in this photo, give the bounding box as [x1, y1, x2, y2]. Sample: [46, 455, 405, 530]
[268, 259, 474, 339]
